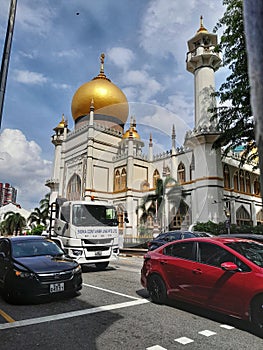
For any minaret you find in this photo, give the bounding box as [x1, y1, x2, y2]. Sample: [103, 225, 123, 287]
[46, 114, 68, 204]
[185, 17, 224, 224]
[186, 16, 221, 128]
[148, 133, 153, 162]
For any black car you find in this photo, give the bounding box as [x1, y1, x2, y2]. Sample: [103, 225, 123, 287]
[0, 235, 82, 303]
[147, 230, 212, 251]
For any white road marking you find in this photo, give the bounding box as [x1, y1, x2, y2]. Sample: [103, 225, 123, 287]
[83, 283, 141, 300]
[220, 324, 235, 330]
[0, 299, 149, 330]
[146, 346, 167, 350]
[198, 330, 217, 337]
[174, 337, 194, 345]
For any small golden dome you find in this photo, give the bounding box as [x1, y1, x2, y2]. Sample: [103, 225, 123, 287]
[197, 15, 208, 33]
[122, 117, 140, 139]
[71, 54, 129, 124]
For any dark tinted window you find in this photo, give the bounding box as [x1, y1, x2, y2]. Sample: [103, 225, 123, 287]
[164, 241, 196, 260]
[168, 232, 182, 241]
[198, 242, 250, 271]
[226, 241, 263, 268]
[183, 232, 195, 239]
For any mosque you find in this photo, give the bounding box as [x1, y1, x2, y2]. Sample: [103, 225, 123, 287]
[46, 19, 263, 237]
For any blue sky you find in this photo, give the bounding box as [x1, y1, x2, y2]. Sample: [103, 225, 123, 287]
[0, 0, 225, 210]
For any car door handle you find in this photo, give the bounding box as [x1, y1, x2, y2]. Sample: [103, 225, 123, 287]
[192, 268, 202, 275]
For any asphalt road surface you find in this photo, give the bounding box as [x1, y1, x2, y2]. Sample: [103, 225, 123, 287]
[0, 255, 262, 350]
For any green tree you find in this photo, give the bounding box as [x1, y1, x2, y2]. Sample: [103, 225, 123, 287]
[0, 221, 7, 236]
[3, 211, 26, 236]
[28, 193, 50, 229]
[137, 177, 185, 231]
[212, 0, 256, 165]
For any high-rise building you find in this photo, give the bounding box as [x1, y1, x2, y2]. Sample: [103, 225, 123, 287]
[0, 182, 17, 207]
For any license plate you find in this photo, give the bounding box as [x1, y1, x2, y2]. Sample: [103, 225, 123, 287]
[50, 283, 64, 293]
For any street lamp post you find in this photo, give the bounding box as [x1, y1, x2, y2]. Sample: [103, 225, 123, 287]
[0, 0, 17, 129]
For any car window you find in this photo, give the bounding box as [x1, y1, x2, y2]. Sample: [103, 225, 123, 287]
[183, 232, 194, 239]
[168, 232, 182, 241]
[164, 241, 196, 261]
[12, 239, 64, 258]
[226, 241, 263, 268]
[198, 242, 250, 271]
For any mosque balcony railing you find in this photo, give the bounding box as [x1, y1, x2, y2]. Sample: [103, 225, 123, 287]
[45, 178, 60, 186]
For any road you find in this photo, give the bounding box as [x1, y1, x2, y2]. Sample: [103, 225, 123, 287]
[0, 255, 262, 350]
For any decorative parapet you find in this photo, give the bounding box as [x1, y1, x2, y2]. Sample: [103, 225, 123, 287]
[66, 121, 122, 140]
[185, 124, 220, 139]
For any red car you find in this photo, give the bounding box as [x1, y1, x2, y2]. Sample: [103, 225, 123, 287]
[141, 237, 263, 329]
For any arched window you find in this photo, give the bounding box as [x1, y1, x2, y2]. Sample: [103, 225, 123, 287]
[223, 165, 230, 189]
[178, 162, 186, 184]
[256, 209, 263, 225]
[121, 168, 127, 190]
[114, 170, 120, 191]
[239, 170, 245, 192]
[254, 178, 261, 195]
[236, 205, 251, 226]
[245, 172, 251, 194]
[233, 171, 239, 191]
[67, 174, 81, 200]
[169, 201, 189, 230]
[153, 169, 160, 188]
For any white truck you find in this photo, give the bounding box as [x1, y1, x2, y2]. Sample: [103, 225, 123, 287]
[48, 198, 119, 270]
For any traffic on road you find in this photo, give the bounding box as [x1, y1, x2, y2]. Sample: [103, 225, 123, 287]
[0, 252, 262, 349]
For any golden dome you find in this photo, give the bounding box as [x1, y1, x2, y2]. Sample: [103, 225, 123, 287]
[71, 54, 129, 124]
[196, 15, 208, 34]
[122, 117, 140, 139]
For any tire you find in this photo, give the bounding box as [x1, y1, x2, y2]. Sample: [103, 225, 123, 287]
[147, 274, 167, 304]
[251, 296, 263, 330]
[95, 262, 109, 270]
[3, 284, 16, 304]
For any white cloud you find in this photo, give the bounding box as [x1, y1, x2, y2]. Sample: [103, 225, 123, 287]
[17, 1, 55, 36]
[13, 69, 48, 85]
[107, 47, 135, 69]
[0, 129, 52, 210]
[55, 49, 79, 58]
[125, 70, 163, 102]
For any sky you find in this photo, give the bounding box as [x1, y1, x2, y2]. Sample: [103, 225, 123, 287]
[0, 0, 226, 211]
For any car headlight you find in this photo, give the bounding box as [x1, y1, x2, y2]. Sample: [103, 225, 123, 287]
[14, 269, 35, 279]
[73, 265, 82, 274]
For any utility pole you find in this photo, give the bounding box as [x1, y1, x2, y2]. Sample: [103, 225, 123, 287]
[0, 0, 17, 130]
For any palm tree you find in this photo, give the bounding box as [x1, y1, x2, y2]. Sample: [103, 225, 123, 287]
[28, 193, 50, 229]
[0, 220, 7, 236]
[137, 176, 186, 232]
[39, 193, 50, 226]
[3, 211, 26, 236]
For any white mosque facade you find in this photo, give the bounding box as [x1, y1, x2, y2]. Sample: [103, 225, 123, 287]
[46, 20, 263, 237]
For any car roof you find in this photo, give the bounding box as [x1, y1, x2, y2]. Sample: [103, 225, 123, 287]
[1, 235, 47, 242]
[160, 236, 260, 245]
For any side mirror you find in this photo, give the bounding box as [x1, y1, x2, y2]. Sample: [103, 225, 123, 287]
[221, 262, 239, 271]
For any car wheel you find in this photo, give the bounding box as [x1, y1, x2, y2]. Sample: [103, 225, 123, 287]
[147, 274, 167, 304]
[3, 284, 16, 304]
[251, 295, 263, 330]
[95, 262, 109, 270]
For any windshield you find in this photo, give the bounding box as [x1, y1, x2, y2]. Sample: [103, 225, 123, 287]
[72, 204, 118, 227]
[226, 241, 263, 267]
[12, 239, 64, 258]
